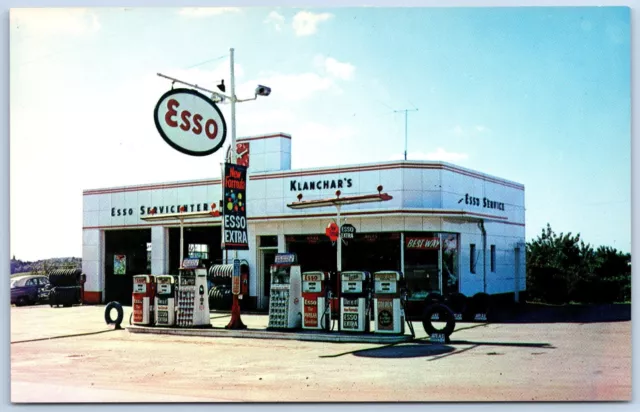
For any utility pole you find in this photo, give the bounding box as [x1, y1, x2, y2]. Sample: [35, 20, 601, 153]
[229, 47, 237, 165]
[394, 108, 418, 161]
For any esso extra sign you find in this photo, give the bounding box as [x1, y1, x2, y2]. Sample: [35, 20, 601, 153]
[154, 88, 227, 156]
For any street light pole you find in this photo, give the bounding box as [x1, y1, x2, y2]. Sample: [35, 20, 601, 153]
[336, 205, 342, 272]
[226, 47, 246, 330]
[229, 47, 237, 165]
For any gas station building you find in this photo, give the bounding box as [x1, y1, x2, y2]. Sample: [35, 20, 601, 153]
[82, 132, 526, 309]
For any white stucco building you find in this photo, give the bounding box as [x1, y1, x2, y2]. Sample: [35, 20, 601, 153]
[82, 133, 526, 310]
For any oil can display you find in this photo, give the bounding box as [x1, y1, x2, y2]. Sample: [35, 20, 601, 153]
[176, 258, 210, 327]
[267, 253, 302, 329]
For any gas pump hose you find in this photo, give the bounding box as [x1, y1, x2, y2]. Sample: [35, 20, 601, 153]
[401, 295, 416, 339]
[319, 290, 334, 332]
[319, 300, 331, 332]
[365, 293, 372, 333]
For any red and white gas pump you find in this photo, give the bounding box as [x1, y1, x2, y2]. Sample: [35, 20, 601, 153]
[301, 271, 331, 331]
[132, 275, 156, 326]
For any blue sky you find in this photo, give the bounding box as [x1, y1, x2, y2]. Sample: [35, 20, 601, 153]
[9, 6, 631, 260]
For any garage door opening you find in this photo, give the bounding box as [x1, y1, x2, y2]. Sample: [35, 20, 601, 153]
[104, 229, 151, 305]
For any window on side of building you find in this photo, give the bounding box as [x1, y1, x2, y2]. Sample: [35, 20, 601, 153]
[470, 244, 476, 274]
[490, 245, 496, 272]
[188, 243, 209, 260]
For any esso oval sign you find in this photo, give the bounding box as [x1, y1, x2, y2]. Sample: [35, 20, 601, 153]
[154, 88, 227, 156]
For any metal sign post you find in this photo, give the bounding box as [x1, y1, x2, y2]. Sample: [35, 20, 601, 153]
[232, 259, 241, 295]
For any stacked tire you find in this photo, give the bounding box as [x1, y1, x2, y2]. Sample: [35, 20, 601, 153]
[48, 268, 82, 308]
[208, 285, 233, 310]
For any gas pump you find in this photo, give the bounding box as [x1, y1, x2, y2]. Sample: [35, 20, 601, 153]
[301, 271, 331, 331]
[132, 275, 155, 326]
[155, 275, 176, 326]
[267, 253, 302, 330]
[339, 271, 371, 332]
[372, 271, 405, 334]
[176, 258, 210, 327]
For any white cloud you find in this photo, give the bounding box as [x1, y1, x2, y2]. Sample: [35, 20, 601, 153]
[11, 8, 100, 36]
[178, 7, 242, 18]
[292, 11, 333, 36]
[314, 55, 355, 80]
[452, 125, 464, 136]
[390, 148, 469, 162]
[475, 125, 490, 133]
[264, 11, 285, 31]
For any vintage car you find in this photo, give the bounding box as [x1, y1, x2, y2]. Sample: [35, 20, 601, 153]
[10, 275, 50, 306]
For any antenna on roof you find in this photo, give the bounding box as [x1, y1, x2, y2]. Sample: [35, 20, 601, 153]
[393, 106, 419, 161]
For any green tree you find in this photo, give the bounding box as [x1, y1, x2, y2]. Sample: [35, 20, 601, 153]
[526, 224, 630, 304]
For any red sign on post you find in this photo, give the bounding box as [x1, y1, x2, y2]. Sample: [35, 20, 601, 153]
[325, 222, 339, 242]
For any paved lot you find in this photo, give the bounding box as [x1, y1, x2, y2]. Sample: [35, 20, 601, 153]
[10, 304, 631, 402]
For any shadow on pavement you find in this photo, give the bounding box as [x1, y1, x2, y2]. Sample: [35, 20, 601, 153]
[447, 339, 555, 349]
[488, 303, 631, 324]
[352, 342, 455, 359]
[11, 328, 121, 344]
[326, 335, 554, 360]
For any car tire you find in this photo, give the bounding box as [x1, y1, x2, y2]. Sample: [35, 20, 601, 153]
[104, 301, 124, 327]
[422, 303, 456, 339]
[470, 292, 491, 322]
[446, 292, 467, 321]
[16, 296, 27, 307]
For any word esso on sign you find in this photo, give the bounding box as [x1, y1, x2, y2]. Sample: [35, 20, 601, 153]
[154, 88, 227, 157]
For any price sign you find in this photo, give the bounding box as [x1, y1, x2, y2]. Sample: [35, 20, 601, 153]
[274, 253, 297, 264]
[340, 224, 356, 239]
[232, 259, 241, 295]
[182, 258, 200, 269]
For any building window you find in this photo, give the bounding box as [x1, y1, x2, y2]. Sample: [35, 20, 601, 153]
[470, 244, 476, 274]
[490, 245, 496, 272]
[404, 232, 458, 298]
[146, 242, 152, 272]
[188, 243, 209, 260]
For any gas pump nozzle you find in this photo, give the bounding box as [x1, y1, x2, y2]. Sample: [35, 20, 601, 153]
[324, 288, 333, 332]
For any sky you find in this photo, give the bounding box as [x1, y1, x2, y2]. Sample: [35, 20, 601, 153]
[9, 6, 631, 261]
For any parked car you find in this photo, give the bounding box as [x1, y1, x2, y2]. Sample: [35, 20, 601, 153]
[11, 275, 50, 306]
